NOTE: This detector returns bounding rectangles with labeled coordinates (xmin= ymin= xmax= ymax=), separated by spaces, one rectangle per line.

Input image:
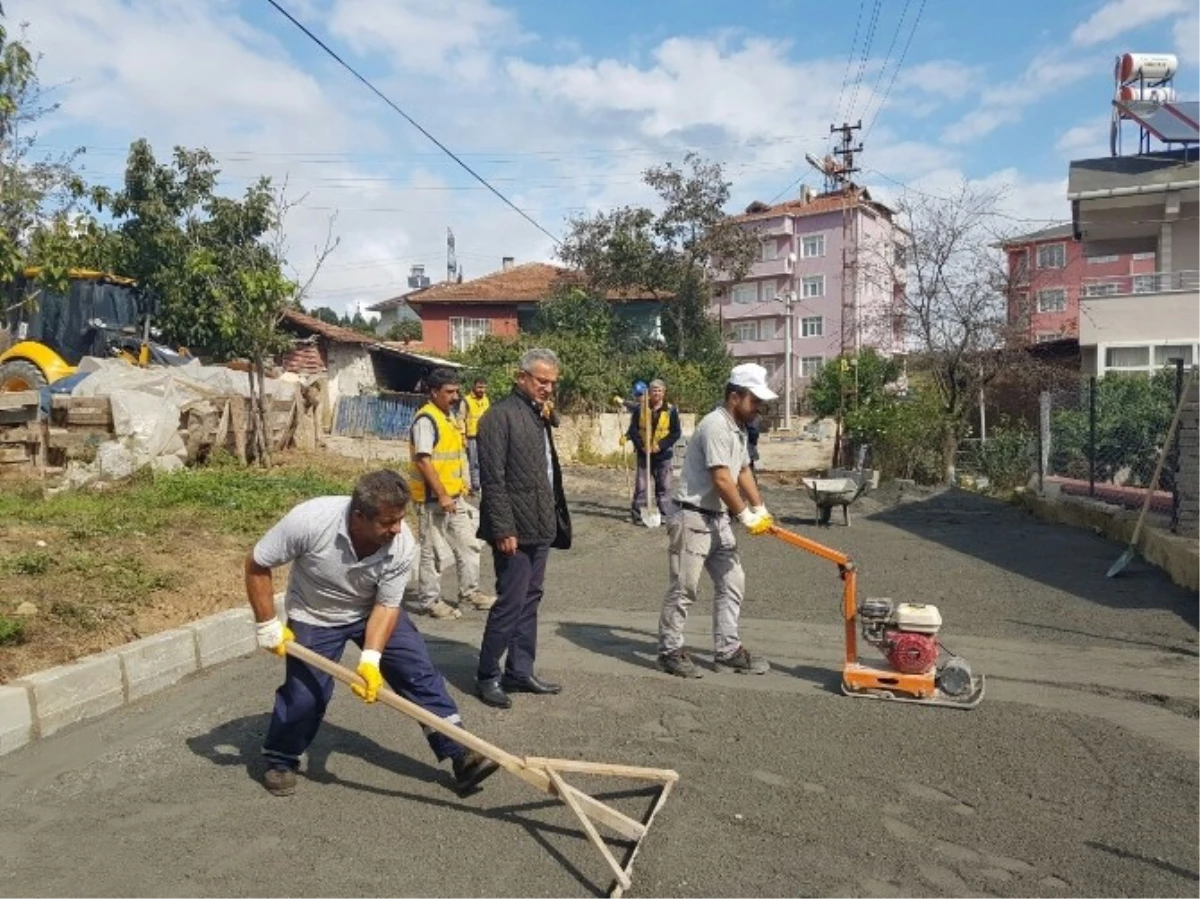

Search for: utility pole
xmin=830 ymin=120 xmax=862 ymax=468
xmin=782 ymin=268 xmax=796 ymax=430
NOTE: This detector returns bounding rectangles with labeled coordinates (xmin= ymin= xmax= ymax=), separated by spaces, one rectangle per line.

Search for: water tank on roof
xmin=1117 ymin=85 xmax=1176 ymax=105
xmin=1115 ymin=53 xmax=1177 ymax=85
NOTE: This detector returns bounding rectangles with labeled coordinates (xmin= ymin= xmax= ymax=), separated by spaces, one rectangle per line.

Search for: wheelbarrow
xmin=802 ymin=476 xmax=870 ymax=527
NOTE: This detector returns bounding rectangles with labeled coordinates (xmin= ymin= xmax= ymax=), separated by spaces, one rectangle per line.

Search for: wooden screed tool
xmin=284 ymin=642 xmax=679 ymax=897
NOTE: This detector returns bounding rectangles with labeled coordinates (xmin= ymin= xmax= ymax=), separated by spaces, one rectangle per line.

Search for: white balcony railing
xmin=1081 ymin=270 xmax=1199 ymax=297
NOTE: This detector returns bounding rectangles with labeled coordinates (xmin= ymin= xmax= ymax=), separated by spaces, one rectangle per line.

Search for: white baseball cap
xmin=728 ymin=363 xmax=778 ymax=401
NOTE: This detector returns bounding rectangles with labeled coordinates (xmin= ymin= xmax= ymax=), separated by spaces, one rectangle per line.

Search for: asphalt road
xmin=1 ymin=473 xmax=1196 ymax=898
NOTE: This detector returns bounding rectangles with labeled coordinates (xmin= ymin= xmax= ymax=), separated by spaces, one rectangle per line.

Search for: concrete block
xmin=116 ymin=628 xmax=198 ymax=702
xmin=0 ymin=685 xmax=34 ymax=755
xmin=13 ymin=653 xmax=124 ymax=738
xmin=186 ymin=607 xmax=256 ymax=669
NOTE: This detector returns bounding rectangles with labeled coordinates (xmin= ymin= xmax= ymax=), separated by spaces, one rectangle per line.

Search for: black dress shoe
xmin=501 ymin=673 xmax=562 ymax=695
xmin=475 ymin=678 xmax=512 ymax=709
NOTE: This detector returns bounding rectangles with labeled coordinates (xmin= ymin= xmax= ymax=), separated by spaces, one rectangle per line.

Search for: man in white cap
xmin=656 ymin=362 xmax=777 ymax=678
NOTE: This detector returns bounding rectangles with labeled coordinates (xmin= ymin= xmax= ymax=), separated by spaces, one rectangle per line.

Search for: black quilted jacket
xmin=476 ymin=390 xmax=571 ymax=548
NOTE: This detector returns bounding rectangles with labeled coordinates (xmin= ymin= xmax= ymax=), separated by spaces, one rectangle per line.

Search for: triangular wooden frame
xmin=286 ymin=643 xmax=678 ymax=897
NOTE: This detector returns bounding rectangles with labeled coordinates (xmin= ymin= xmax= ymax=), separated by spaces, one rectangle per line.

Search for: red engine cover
xmin=885 ymin=629 xmax=938 ymax=674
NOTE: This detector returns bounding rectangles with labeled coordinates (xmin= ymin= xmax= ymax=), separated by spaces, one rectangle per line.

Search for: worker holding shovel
xmin=246 ymin=469 xmax=498 ymax=797
xmin=625 ymin=379 xmax=681 ymax=526
xmin=657 ymin=363 xmax=777 ymax=679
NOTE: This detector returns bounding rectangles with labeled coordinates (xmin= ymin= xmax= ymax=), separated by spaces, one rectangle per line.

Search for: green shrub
xmin=3 ymin=551 xmax=54 ymax=576
xmin=0 ymin=614 xmax=25 ymax=645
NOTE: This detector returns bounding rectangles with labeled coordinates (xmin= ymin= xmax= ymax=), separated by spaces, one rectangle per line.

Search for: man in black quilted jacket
xmin=473 ymin=348 xmax=572 ymax=708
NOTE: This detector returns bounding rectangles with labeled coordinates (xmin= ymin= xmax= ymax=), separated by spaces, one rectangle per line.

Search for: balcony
xmin=746 ymin=257 xmax=794 ymax=279
xmin=1078 ymin=270 xmax=1199 ymax=347
xmin=756 ymin=217 xmax=794 ymax=238
xmin=1081 ymin=270 xmax=1199 ymax=296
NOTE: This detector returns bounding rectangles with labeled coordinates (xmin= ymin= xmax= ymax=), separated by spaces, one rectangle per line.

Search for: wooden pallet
xmin=286 ymin=643 xmax=678 ymax=897
xmin=0 ymin=392 xmax=45 ymax=477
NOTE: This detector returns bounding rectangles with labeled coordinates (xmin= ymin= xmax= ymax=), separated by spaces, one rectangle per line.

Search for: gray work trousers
xmin=415 ymin=498 xmax=482 ymax=607
xmin=658 ymin=508 xmax=746 ymax=656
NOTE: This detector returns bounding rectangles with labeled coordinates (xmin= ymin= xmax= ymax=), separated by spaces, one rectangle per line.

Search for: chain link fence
xmin=1036 ymin=361 xmax=1196 ymax=519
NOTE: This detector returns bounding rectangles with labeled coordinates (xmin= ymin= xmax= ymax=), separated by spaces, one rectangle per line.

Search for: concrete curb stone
xmin=0 ymin=593 xmax=287 ymax=758
xmin=0 ymin=685 xmax=33 ymax=755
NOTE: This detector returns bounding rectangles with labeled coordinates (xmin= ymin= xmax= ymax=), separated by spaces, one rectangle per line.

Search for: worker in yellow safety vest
xmin=408 ymin=367 xmax=495 ymax=620
xmin=462 ymin=376 xmax=491 ymax=496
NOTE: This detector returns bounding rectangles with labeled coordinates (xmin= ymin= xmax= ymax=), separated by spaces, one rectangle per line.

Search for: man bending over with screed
xmin=657 ymin=363 xmax=777 ymax=679
xmin=246 ymin=469 xmax=498 ymax=797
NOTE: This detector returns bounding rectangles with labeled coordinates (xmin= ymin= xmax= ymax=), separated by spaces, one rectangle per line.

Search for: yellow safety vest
xmin=463 ymin=393 xmax=490 ymax=437
xmin=409 ymin=402 xmax=466 ymax=503
xmin=639 ymin=403 xmax=674 ymax=448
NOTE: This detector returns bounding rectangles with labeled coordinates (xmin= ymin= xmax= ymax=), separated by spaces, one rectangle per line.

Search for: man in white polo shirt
xmin=657 ymin=363 xmax=777 ymax=679
xmin=246 ymin=469 xmax=498 ymax=797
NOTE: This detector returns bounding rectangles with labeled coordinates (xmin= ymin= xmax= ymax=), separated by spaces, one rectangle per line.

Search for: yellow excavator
xmin=0 ymin=268 xmax=190 ymax=392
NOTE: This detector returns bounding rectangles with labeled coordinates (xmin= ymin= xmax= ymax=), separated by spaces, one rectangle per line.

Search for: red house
xmin=405 ymin=259 xmax=666 ymax=354
xmin=1001 ymin=224 xmax=1157 ymax=342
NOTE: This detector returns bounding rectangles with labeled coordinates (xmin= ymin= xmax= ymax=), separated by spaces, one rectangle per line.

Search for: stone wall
xmin=1175 ymin=378 xmax=1199 ymax=539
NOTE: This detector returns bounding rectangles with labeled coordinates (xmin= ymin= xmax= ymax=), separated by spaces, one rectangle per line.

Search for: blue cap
xmin=633 ymin=381 xmax=647 ymax=396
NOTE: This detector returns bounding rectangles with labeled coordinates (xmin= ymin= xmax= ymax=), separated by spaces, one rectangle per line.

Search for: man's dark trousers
xmin=263 ymin=615 xmax=465 ymax=771
xmin=477 ymin=543 xmax=550 ymax=681
xmin=631 ymin=455 xmax=674 ymax=519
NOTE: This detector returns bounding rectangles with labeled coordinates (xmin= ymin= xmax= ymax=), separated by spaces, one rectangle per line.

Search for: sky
xmin=9 ymin=0 xmax=1199 ymax=318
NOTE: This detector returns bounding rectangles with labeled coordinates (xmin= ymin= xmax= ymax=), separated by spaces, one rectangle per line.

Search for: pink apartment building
xmin=1001 ymin=223 xmax=1158 ymax=344
xmin=712 ymin=186 xmax=907 ymax=404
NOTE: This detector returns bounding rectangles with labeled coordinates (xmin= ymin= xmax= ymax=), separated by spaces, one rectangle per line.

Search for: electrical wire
xmin=863 ymin=0 xmax=926 ymax=141
xmin=845 ymin=0 xmax=883 ymax=125
xmin=261 ymin=0 xmax=561 ymax=245
xmin=831 ymin=0 xmax=867 ymax=135
xmin=862 ymin=0 xmax=911 ymax=126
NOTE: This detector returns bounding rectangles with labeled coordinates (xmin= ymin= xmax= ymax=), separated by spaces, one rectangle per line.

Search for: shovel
xmin=640 ymin=393 xmax=662 ymax=529
xmin=1106 ymin=384 xmax=1189 ymax=577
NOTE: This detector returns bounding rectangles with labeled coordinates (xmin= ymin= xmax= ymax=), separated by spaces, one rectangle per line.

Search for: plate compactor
xmin=769 ymin=524 xmax=984 ymax=709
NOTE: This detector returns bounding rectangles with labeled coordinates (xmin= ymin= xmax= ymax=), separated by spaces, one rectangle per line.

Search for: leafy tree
xmin=0 ymin=11 xmax=92 ymax=294
xmin=310 ymin=306 xmax=341 ymax=325
xmin=384 ymin=319 xmax=422 ymax=342
xmin=89 ymin=139 xmax=338 ymax=465
xmin=806 ymin=348 xmax=903 ymax=419
xmin=558 ymin=152 xmax=750 ymax=372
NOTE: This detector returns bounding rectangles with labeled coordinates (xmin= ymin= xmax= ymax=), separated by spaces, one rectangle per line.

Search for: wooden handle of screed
xmin=1129 ymin=384 xmax=1190 ymax=548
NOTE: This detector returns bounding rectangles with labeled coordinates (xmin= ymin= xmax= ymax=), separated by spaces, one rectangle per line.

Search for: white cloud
xmin=894 ymin=61 xmax=983 ymax=100
xmin=1070 ymin=0 xmax=1193 ymax=47
xmin=1055 ymin=115 xmax=1112 ymax=157
xmin=943 ymin=50 xmax=1096 ymax=145
xmin=1175 ymin=13 xmax=1200 ymax=68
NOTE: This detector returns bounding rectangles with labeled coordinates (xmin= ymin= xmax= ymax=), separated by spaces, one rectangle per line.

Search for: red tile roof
xmin=282 ymin=308 xmax=376 ymax=345
xmin=732 ymin=187 xmax=894 ymax=224
xmin=405 ymin=262 xmax=666 ymax=305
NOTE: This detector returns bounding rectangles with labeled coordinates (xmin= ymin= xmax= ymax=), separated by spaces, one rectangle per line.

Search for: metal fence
xmin=1036 ymin=361 xmax=1196 ymax=517
xmin=333 ymin=392 xmax=424 ymax=440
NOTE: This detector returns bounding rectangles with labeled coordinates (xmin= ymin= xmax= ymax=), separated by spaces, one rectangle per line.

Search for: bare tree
xmin=864 ymin=182 xmax=1032 ymax=480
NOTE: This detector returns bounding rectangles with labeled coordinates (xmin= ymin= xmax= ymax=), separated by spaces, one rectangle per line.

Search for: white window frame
xmin=1037 ymin=243 xmax=1066 ymax=270
xmin=449 ymin=316 xmax=490 ymax=352
xmin=800 ymin=315 xmax=823 ymax=338
xmin=1036 ymin=288 xmax=1066 ymax=313
xmin=801 ymin=235 xmax=825 ymax=258
xmin=732 ymin=284 xmax=757 ymax=305
xmin=799 ymin=356 xmax=824 ymax=378
xmin=801 ymin=275 xmax=825 ymax=299
xmin=1132 ymin=252 xmax=1156 ymax=260
xmin=1102 ymin=342 xmax=1198 ymax=375
xmin=1083 ymin=282 xmax=1118 ymax=297
xmin=1086 ymin=254 xmax=1118 ymax=264
xmin=732 ymin=321 xmax=760 ymax=342
xmin=1011 ymin=249 xmax=1030 ymax=282
xmin=761 ymin=240 xmax=778 ymax=262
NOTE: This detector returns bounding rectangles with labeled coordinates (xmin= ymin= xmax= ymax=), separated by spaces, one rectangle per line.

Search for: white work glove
xmin=255 ymin=617 xmax=294 ymax=657
xmin=736 ymin=506 xmax=773 ymax=536
xmin=750 ymin=504 xmax=769 ymax=518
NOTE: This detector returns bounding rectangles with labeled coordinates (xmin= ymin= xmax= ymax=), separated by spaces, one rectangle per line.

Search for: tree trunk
xmin=254 ymin=357 xmax=271 ymax=468
xmin=942 ymin=425 xmax=958 ymax=485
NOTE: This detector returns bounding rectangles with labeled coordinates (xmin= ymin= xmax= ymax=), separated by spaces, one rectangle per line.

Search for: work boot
xmin=657 ymin=649 xmax=702 ymax=679
xmin=501 ymin=673 xmax=562 ymax=694
xmin=422 ymin=600 xmax=462 ymax=620
xmin=263 ymin=767 xmax=297 ymax=796
xmin=464 ymin=591 xmax=496 ymax=611
xmin=452 ymin=749 xmax=500 ymax=796
xmin=714 ymin=644 xmax=770 ymax=675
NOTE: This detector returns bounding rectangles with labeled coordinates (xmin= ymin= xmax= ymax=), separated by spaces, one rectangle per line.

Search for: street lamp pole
xmin=783 ymin=289 xmax=794 ymax=431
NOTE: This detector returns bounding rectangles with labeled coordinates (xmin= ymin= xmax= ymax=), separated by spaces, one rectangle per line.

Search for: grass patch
xmin=0 ymin=615 xmax=25 ymax=646
xmin=0 ymin=462 xmax=353 ymax=538
xmin=2 ymin=551 xmax=55 ymax=576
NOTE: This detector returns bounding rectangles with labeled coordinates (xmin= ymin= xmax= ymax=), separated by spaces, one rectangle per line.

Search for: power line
xmin=845 ymin=0 xmax=883 ymax=124
xmin=262 ymin=0 xmax=560 ymax=245
xmin=862 ymin=0 xmax=911 ymax=124
xmin=863 ymin=0 xmax=926 ymax=140
xmin=831 ymin=0 xmax=867 ymax=139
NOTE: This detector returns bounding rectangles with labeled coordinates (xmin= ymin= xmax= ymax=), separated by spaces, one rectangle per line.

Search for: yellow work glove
xmin=351 ymin=650 xmax=383 ymax=703
xmin=255 ymin=617 xmax=295 ymax=657
xmin=736 ymin=507 xmax=773 ymax=536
